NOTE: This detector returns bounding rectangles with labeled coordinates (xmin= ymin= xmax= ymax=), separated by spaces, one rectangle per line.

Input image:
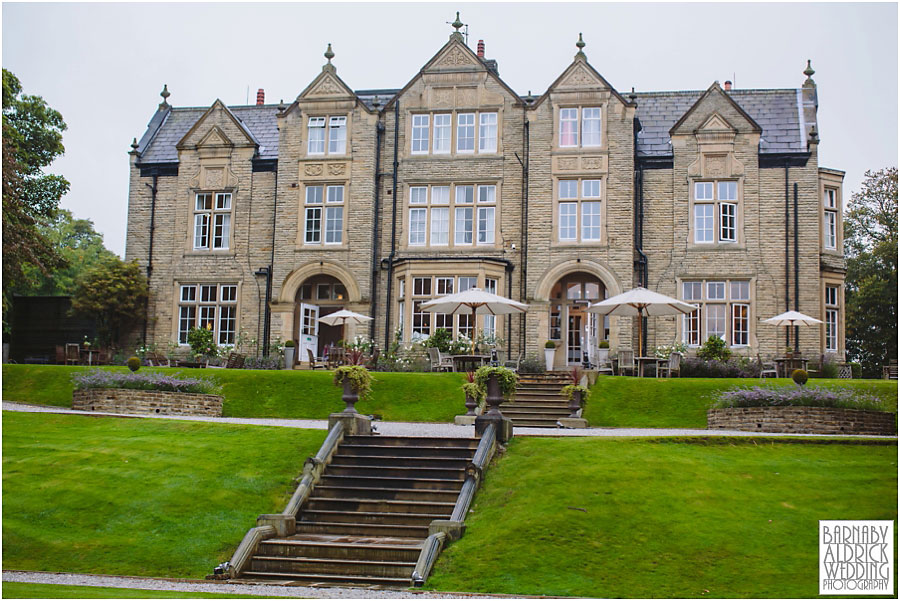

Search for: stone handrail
xmin=223 ymin=525 xmax=276 ymax=579
xmin=411 ymin=531 xmax=447 ymax=587
xmin=282 ymin=420 xmax=345 ymax=516
xmin=450 ymin=423 xmax=495 ymax=522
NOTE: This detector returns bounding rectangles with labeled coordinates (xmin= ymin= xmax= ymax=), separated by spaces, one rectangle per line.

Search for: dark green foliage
xmin=844 ymin=168 xmax=898 ymax=378
xmin=474 ymin=365 xmax=518 ymax=399
xmin=696 ymin=335 xmax=732 ymax=361
xmin=544 ymin=340 xmax=556 ymax=349
xmin=70 ymin=257 xmax=148 ymax=349
xmin=186 ymin=326 xmax=217 ymax=359
xmin=126 ymin=357 xmax=141 ymax=372
xmin=333 ymin=365 xmax=373 ymax=400
xmin=424 ymin=328 xmax=453 ymax=353
xmin=791 ymin=368 xmax=808 ymax=386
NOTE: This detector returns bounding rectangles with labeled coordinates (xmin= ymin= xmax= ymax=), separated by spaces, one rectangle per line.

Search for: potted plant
xmin=560 ymin=383 xmax=590 ymax=418
xmin=333 ymin=365 xmax=373 ymax=413
xmin=785 ymin=346 xmax=794 ymax=359
xmin=284 ymin=339 xmax=296 ymax=370
xmin=461 ymin=371 xmax=484 ymax=416
xmin=597 ymin=340 xmax=610 ymax=364
xmin=544 ymin=340 xmax=557 ymax=371
xmin=474 ymin=366 xmax=518 ymax=416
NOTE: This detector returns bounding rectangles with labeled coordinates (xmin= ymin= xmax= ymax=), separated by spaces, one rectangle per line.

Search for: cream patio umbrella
xmin=762 ymin=310 xmax=822 ymax=352
xmin=586 ymin=287 xmax=698 ymax=358
xmin=419 ymin=288 xmax=529 ymax=354
xmin=318 ymin=309 xmax=373 ymax=342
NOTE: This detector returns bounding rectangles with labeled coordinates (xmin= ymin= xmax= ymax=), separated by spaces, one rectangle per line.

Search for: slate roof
xmin=634 ymin=89 xmax=807 ymax=157
xmin=136 ymin=89 xmax=809 ymax=164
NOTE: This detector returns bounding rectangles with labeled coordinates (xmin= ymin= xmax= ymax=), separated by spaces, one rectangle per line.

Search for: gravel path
xmin=2 ymin=570 xmax=513 ymax=598
xmin=3 ymin=401 xmax=895 ymax=438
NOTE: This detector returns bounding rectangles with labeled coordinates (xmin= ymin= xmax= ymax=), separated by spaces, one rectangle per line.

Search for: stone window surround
xmin=821 ymin=277 xmax=844 ymax=355
xmin=822 ymin=184 xmax=842 ymax=253
xmin=405 ymin=109 xmax=501 ymax=157
xmin=304 ymin=112 xmax=352 ymax=158
xmin=550 ymin=175 xmax=607 ymax=246
xmin=401 ymin=181 xmax=501 ymax=250
xmin=394 ymin=265 xmax=506 ymax=344
xmin=551 ymin=103 xmax=607 ymax=151
xmin=297 ymin=181 xmax=349 ymax=249
xmin=172 ymin=280 xmax=242 ymax=347
xmin=186 ymin=189 xmax=236 ymax=256
xmin=688 ymin=177 xmax=744 ymax=248
xmin=677 ymin=276 xmax=755 ymax=349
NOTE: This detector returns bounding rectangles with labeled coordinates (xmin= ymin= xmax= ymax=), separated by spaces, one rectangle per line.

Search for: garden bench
xmin=883 ymin=363 xmax=898 ymax=380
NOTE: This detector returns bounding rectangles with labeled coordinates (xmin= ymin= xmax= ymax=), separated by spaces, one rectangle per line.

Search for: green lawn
xmin=427 ymin=437 xmax=898 ymax=598
xmin=2 ymin=364 xmax=466 ymax=422
xmin=1 ymin=582 xmax=274 ymax=599
xmin=2 ymin=411 xmax=325 ymax=578
xmin=585 ymin=377 xmax=899 ymax=428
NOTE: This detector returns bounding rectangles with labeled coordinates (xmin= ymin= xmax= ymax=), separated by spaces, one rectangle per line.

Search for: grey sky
xmin=3 ymin=2 xmax=897 ymax=257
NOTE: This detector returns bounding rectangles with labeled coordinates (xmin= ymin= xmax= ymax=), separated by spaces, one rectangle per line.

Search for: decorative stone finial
xmin=808 ymin=124 xmax=819 ymax=146
xmin=277 ymin=99 xmax=286 ymax=114
xmin=576 ymin=33 xmax=586 ymax=58
xmin=803 ymin=59 xmax=816 ymax=87
xmin=629 ymin=86 xmax=637 ymax=103
xmin=452 ymin=11 xmax=463 ymax=32
xmin=158 ymin=84 xmax=170 ymax=110
xmin=325 ymin=43 xmax=334 ymax=63
xmin=130 ymin=137 xmax=139 ymax=152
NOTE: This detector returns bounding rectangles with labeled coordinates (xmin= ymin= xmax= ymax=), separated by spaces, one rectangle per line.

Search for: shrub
xmin=560 ymin=384 xmax=590 ymax=403
xmin=819 ymin=356 xmax=839 ymax=379
xmin=518 ymin=353 xmax=545 ymax=374
xmin=284 ymin=340 xmax=295 ymax=348
xmin=333 ymin=365 xmax=373 ymax=400
xmin=696 ymin=336 xmax=731 ymax=361
xmin=792 ymin=369 xmax=809 ymax=386
xmin=544 ymin=340 xmax=556 ymax=349
xmin=713 ymin=385 xmax=886 ymax=412
xmin=654 ymin=342 xmax=687 ymax=359
xmin=126 ymin=357 xmax=141 ymax=372
xmin=681 ymin=357 xmax=760 ymax=378
xmin=599 ymin=340 xmax=610 ymax=349
xmin=187 ymin=326 xmax=218 ymax=360
xmin=242 ymin=356 xmax=282 ymax=370
xmin=72 ymin=370 xmax=220 ymax=394
xmin=423 ymin=328 xmax=452 ymax=353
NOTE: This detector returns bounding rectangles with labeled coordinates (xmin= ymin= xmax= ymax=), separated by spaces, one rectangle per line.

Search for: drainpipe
xmin=632 ymin=113 xmax=648 ymax=352
xmin=518 ymin=117 xmax=529 ymax=356
xmin=793 ymin=182 xmax=800 ymax=351
xmin=370 ymin=119 xmax=385 ymax=341
xmin=142 ymin=173 xmax=158 ymax=345
xmin=784 ymin=162 xmax=790 ymax=347
xmin=383 ymin=100 xmax=400 ymax=350
xmin=261 ymin=166 xmax=278 ymax=357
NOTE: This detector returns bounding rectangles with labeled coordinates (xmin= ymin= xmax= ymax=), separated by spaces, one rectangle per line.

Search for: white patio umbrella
xmin=420 ymin=288 xmax=529 ymax=354
xmin=762 ymin=310 xmax=822 ymax=351
xmin=318 ymin=309 xmax=373 ymax=328
xmin=586 ymin=287 xmax=697 ymax=357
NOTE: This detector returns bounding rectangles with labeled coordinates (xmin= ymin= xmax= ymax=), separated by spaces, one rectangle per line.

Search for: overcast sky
xmin=3 ymin=2 xmax=897 ymax=257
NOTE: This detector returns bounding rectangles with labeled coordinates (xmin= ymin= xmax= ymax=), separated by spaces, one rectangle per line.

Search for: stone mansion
xmin=125 ymin=23 xmax=846 ymax=368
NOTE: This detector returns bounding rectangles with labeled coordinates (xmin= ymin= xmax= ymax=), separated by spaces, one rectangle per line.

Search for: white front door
xmin=299 ymin=303 xmax=319 ymax=361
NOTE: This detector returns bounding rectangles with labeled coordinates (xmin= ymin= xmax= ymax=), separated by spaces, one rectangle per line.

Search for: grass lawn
xmin=1 ymin=582 xmax=273 ymax=599
xmin=2 ymin=364 xmax=466 ymax=422
xmin=585 ymin=377 xmax=899 ymax=428
xmin=2 ymin=411 xmax=325 ymax=578
xmin=427 ymin=437 xmax=898 ymax=598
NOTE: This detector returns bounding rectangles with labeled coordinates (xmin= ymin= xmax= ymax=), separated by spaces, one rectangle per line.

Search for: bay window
xmin=825 ymin=285 xmax=839 ymax=352
xmin=681 ymin=279 xmax=751 ymax=347
xmin=824 ymin=188 xmax=839 ymax=250
xmin=408 ymin=183 xmax=496 ymax=248
xmin=178 ymin=283 xmax=238 ymax=345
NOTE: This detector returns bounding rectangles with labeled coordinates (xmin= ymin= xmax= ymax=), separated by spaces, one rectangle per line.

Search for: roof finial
xmin=628 ymin=87 xmax=637 ymax=103
xmin=129 ymin=137 xmax=139 ymax=154
xmin=452 ymin=11 xmax=463 ymax=32
xmin=325 ymin=43 xmax=334 ymax=63
xmin=575 ymin=33 xmax=586 ymax=58
xmin=158 ymin=84 xmax=170 ymax=110
xmin=808 ymin=124 xmax=819 ymax=146
xmin=803 ymin=59 xmax=816 ymax=87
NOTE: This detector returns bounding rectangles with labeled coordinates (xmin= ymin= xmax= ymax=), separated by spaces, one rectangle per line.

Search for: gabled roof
xmin=531 ymin=53 xmax=634 ymax=110
xmin=669 ymin=82 xmax=762 ymax=136
xmin=176 ymin=99 xmax=260 ymax=150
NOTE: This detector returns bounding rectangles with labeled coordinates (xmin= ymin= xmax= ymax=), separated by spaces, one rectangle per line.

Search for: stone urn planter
xmin=544 ymin=344 xmax=556 ymax=371
xmin=284 ymin=345 xmax=295 ymax=370
xmin=596 ymin=347 xmax=609 ymax=365
xmin=567 ymin=388 xmax=584 ymax=419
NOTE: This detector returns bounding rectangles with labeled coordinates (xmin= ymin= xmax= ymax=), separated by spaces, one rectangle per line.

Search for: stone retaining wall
xmin=73 ymin=388 xmax=223 ymax=417
xmin=708 ymin=407 xmax=896 ymax=436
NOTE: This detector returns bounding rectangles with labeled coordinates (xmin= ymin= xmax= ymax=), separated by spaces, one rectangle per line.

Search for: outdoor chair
xmin=147 ymin=353 xmax=170 ymax=367
xmin=596 ymin=355 xmax=614 ymax=376
xmin=55 ymin=345 xmax=66 ymax=365
xmin=883 ymin=361 xmax=898 ymax=380
xmin=427 ymin=347 xmax=452 ymax=372
xmin=327 ymin=347 xmax=345 ymax=369
xmin=225 ymin=352 xmax=245 ymax=369
xmin=657 ymin=352 xmax=683 ymax=378
xmin=366 ymin=347 xmax=381 ymax=370
xmin=502 ymin=351 xmax=522 ymax=372
xmin=65 ymin=343 xmax=80 ymax=366
xmin=306 ymin=348 xmax=326 ymax=370
xmin=758 ymin=354 xmax=778 ymax=379
xmin=617 ymin=349 xmax=635 ymax=376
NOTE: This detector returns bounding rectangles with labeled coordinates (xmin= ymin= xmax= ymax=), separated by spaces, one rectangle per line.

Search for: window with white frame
xmin=402 ymin=275 xmax=498 ymax=342
xmin=825 ymin=285 xmax=839 ymax=352
xmin=409 ymin=112 xmax=498 ymax=156
xmin=693 ymin=180 xmax=739 ymax=244
xmin=308 ymin=115 xmax=347 ymax=155
xmin=483 ymin=278 xmax=498 ymax=337
xmin=193 ymin=192 xmax=232 ymax=250
xmin=304 ymin=185 xmax=344 ymax=245
xmin=558 ymin=106 xmax=603 ymax=148
xmin=557 ymin=179 xmax=603 ymax=243
xmin=681 ymin=279 xmax=751 ymax=347
xmin=411 ymin=276 xmax=432 ymax=340
xmin=407 ymin=183 xmax=496 ymax=247
xmin=824 ymin=188 xmax=838 ymax=250
xmin=178 ymin=283 xmax=238 ymax=345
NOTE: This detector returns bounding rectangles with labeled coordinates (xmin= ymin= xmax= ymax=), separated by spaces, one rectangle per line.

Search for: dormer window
xmin=308 ymin=115 xmax=346 ymax=155
xmin=559 ymin=107 xmax=602 ymax=148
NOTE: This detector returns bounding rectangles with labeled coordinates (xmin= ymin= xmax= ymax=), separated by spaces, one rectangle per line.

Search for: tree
xmin=2 ymin=69 xmax=70 ymax=326
xmin=70 ymin=257 xmax=149 ymax=349
xmin=844 ymin=167 xmax=898 ymax=378
xmin=17 ymin=209 xmax=118 ymax=296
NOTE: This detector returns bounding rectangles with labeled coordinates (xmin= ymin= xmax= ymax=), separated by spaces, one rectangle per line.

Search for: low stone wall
xmin=708 ymin=407 xmax=897 ymax=436
xmin=73 ymin=388 xmax=223 ymax=417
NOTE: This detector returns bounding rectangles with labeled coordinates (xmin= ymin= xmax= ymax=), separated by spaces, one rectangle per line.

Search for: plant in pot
xmin=474 ymin=366 xmax=518 ymax=417
xmin=597 ymin=339 xmax=610 ymax=364
xmin=560 ymin=383 xmax=590 ymax=418
xmin=333 ymin=365 xmax=373 ymax=413
xmin=461 ymin=371 xmax=485 ymax=416
xmin=283 ymin=339 xmax=296 ymax=370
xmin=544 ymin=340 xmax=557 ymax=371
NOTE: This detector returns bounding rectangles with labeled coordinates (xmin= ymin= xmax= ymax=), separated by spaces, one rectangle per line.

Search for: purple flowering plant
xmin=713 ymin=385 xmax=886 ymax=411
xmin=72 ymin=369 xmax=220 ymax=394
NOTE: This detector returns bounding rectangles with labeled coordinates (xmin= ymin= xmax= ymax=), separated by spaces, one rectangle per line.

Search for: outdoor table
xmin=774 ymin=357 xmax=808 ymax=378
xmin=636 ymin=356 xmax=662 ymax=378
xmin=80 ymin=349 xmax=99 ymax=366
xmin=451 ymin=355 xmax=489 ymax=373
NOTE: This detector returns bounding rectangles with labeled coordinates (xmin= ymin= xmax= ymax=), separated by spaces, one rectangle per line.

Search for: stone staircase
xmin=239 ymin=435 xmax=479 ymax=587
xmin=500 ymin=371 xmax=573 ymax=428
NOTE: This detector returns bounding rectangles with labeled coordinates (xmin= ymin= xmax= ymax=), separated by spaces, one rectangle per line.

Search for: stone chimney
xmin=477 ymin=39 xmax=485 ymax=58
xmin=724 ymin=80 xmax=732 ymax=91
xmin=256 ymin=89 xmax=265 ymax=105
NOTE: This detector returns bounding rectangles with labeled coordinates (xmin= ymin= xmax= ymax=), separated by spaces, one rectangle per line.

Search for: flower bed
xmin=71 ymin=370 xmax=223 ymax=417
xmin=72 ymin=370 xmax=219 ymax=394
xmin=712 ymin=385 xmax=885 ymax=411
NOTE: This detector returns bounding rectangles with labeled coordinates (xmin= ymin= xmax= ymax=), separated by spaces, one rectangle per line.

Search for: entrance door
xmin=299 ymin=303 xmax=319 ymax=361
xmin=567 ymin=305 xmax=584 ymax=365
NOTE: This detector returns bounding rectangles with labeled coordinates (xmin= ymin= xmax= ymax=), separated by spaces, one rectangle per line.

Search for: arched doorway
xmin=294 ymin=274 xmax=350 ymax=361
xmin=549 ymin=272 xmax=608 ymax=366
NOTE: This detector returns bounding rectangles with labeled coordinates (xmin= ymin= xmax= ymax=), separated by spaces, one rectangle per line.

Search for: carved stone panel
xmin=307 ymin=74 xmax=346 ymax=98
xmin=327 ymin=163 xmax=346 ymax=176
xmin=305 ymin=164 xmax=324 ymax=177
xmin=433 ymin=88 xmax=454 ymax=108
xmin=582 ymin=157 xmax=603 ymax=170
xmin=559 ymin=65 xmax=601 ymax=88
xmin=456 ymin=87 xmax=477 ymax=107
xmin=205 ymin=168 xmax=224 ymax=189
xmin=436 ymin=46 xmax=477 ymax=68
xmin=705 ymin=155 xmax=727 ymax=177
xmin=558 ymin=158 xmax=578 ymax=171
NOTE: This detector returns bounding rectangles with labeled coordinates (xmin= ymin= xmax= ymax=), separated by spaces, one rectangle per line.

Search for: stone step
xmin=300 ymin=509 xmax=447 ymax=526
xmin=326 ymin=464 xmax=466 ymax=481
xmin=258 ymin=537 xmax=422 ymax=562
xmin=319 ymin=474 xmax=465 ymax=491
xmin=501 ymin=407 xmax=572 ymax=417
xmin=312 ymin=485 xmax=461 ymax=503
xmin=239 ymin=570 xmax=411 ymax=587
xmin=330 ymin=454 xmax=471 ymax=469
xmin=307 ymin=497 xmax=456 ymax=515
xmin=249 ymin=556 xmax=416 ymax=578
xmin=509 ymin=417 xmax=562 ymax=428
xmin=342 ymin=435 xmax=478 ymax=449
xmin=338 ymin=444 xmax=476 ymax=459
xmin=295 ymin=520 xmax=430 ymax=538
xmin=507 ymin=399 xmax=571 ymax=407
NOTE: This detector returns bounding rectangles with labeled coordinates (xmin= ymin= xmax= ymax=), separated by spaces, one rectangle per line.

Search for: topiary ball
xmin=791 ymin=368 xmax=808 ymax=386
xmin=127 ymin=357 xmax=141 ymax=372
